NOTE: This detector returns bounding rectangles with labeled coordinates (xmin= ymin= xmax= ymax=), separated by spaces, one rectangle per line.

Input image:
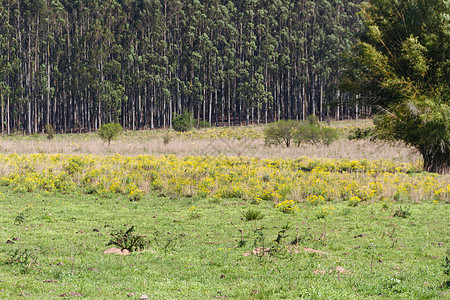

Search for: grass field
xmin=0 ymin=121 xmax=449 ymax=299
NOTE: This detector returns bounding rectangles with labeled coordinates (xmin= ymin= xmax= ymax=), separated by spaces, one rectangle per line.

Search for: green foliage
xmin=265 ymin=118 xmax=339 ymax=148
xmin=44 ymin=124 xmax=55 ymax=140
xmin=5 ymin=248 xmax=38 ymax=274
xmin=172 ymin=113 xmax=193 ymax=132
xmin=108 ymin=226 xmax=148 ymax=252
xmin=295 ymin=123 xmax=339 ymax=147
xmin=348 ymin=127 xmax=374 ymax=140
xmin=344 ymin=0 xmax=450 ymax=173
xmin=242 ymin=208 xmax=264 ymax=221
xmin=98 ymin=123 xmax=123 ymax=146
xmin=393 ymin=206 xmax=411 ymax=219
xmin=264 ymin=120 xmax=299 ymax=147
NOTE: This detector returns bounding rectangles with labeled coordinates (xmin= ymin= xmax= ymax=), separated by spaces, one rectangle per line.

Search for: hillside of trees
xmin=0 ymin=0 xmax=364 ymax=134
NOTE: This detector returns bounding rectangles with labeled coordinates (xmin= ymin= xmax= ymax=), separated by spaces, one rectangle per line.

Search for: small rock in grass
xmin=140 ymin=295 xmax=149 ymax=300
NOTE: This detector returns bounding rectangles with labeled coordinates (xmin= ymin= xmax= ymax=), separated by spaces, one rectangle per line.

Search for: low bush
xmin=264 ymin=120 xmax=298 ymax=147
xmin=98 ymin=123 xmax=123 ymax=146
xmin=348 ymin=127 xmax=374 ymax=140
xmin=172 ymin=113 xmax=193 ymax=132
xmin=265 ymin=116 xmax=339 ymax=148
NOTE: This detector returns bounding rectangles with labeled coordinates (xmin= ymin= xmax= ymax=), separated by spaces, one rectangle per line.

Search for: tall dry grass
xmin=0 ymin=134 xmax=419 ymax=163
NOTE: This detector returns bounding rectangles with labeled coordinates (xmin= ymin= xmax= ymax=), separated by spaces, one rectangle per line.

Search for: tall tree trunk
xmin=420 ymin=145 xmax=450 ymax=174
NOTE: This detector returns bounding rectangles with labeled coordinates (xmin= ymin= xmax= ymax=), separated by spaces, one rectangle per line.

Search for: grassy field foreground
xmin=0 ymin=191 xmax=449 ymax=299
xmin=0 ymin=123 xmax=449 ymax=299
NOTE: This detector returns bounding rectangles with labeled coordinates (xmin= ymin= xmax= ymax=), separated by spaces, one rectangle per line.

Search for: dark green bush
xmin=172 ymin=113 xmax=193 ymax=132
xmin=98 ymin=123 xmax=123 ymax=146
xmin=348 ymin=127 xmax=374 ymax=140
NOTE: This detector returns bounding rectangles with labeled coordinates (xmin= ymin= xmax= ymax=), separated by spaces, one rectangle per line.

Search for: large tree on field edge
xmin=343 ymin=0 xmax=450 ymax=173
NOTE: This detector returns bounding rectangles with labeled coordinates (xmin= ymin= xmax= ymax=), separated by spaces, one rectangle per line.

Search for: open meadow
xmin=0 ymin=121 xmax=449 ymax=299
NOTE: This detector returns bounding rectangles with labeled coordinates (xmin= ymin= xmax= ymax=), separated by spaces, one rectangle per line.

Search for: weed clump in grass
xmin=108 ymin=226 xmax=148 ymax=252
xmin=5 ymin=248 xmax=38 ymax=274
xmin=242 ymin=208 xmax=264 ymax=221
xmin=393 ymin=206 xmax=411 ymax=218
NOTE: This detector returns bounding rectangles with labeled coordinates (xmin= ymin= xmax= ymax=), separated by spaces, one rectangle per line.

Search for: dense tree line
xmin=0 ymin=0 xmax=363 ymax=134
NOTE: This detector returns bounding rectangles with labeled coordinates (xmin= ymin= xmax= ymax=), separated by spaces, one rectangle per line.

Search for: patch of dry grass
xmin=0 ymin=135 xmax=419 ymax=162
xmin=0 ymin=120 xmax=419 ymax=164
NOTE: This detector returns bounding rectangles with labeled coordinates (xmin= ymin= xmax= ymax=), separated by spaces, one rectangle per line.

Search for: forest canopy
xmin=0 ymin=0 xmax=363 ymax=134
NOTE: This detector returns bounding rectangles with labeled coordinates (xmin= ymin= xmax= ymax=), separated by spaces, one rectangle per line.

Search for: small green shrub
xmin=265 ymin=117 xmax=339 ymax=148
xmin=108 ymin=226 xmax=148 ymax=252
xmin=264 ymin=120 xmax=299 ymax=147
xmin=172 ymin=113 xmax=193 ymax=132
xmin=242 ymin=208 xmax=264 ymax=221
xmin=98 ymin=123 xmax=123 ymax=146
xmin=45 ymin=124 xmax=55 ymax=140
xmin=294 ymin=120 xmax=339 ymax=146
xmin=348 ymin=127 xmax=374 ymax=140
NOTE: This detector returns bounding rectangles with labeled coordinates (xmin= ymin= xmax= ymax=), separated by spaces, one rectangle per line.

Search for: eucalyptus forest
xmin=0 ymin=0 xmax=363 ymax=134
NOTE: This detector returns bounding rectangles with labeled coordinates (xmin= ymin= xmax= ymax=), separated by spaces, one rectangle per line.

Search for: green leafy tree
xmin=98 ymin=123 xmax=123 ymax=146
xmin=264 ymin=120 xmax=299 ymax=148
xmin=344 ymin=0 xmax=450 ymax=173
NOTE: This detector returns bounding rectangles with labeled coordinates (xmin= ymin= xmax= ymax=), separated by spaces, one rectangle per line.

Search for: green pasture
xmin=0 ymin=190 xmax=448 ymax=299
